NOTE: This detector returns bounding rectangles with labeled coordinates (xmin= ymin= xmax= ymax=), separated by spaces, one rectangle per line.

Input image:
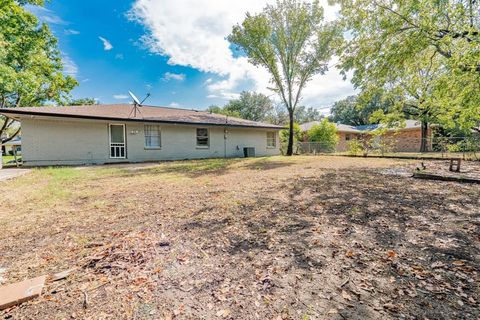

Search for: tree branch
xmin=2 ymin=126 xmax=20 ymax=144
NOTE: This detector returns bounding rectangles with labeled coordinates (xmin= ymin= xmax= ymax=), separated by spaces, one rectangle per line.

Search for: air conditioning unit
xmin=243 ymin=147 xmax=255 ymax=158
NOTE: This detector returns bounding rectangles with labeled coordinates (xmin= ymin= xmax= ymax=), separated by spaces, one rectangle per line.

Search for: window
xmin=145 ymin=125 xmax=161 ymax=149
xmin=345 ymin=134 xmax=352 ymax=141
xmin=267 ymin=132 xmax=276 ymax=148
xmin=196 ymin=128 xmax=209 ymax=147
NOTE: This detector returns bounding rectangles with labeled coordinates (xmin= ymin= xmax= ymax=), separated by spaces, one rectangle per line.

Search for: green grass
xmin=2 ymin=155 xmax=18 ymax=165
xmin=7 ymin=166 xmax=128 ymax=207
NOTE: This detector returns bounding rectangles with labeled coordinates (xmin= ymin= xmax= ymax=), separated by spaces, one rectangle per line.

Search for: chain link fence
xmin=284 ymin=136 xmax=480 ymax=160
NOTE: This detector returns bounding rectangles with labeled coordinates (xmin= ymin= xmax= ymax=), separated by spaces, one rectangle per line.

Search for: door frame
xmin=108 ymin=123 xmax=126 ymax=159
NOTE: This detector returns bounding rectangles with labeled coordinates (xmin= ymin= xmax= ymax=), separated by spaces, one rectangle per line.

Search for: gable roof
xmin=0 ymin=104 xmax=283 ymax=130
xmin=300 ymin=119 xmax=426 ymax=133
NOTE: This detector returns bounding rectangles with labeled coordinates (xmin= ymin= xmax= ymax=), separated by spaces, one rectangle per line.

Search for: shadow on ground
xmin=180 ymin=168 xmax=480 ymax=319
xmin=122 ymin=158 xmax=297 ymax=178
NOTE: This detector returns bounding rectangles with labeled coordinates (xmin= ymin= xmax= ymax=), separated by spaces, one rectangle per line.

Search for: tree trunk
xmin=286 ymin=111 xmax=294 ymax=156
xmin=420 ymin=120 xmax=428 ymax=152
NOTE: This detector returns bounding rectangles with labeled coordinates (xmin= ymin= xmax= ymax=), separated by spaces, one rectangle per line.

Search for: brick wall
xmin=335 ymin=128 xmax=432 ymax=153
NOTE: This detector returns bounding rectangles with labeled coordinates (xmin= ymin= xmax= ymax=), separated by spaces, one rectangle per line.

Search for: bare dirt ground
xmin=0 ymin=156 xmax=479 ymax=320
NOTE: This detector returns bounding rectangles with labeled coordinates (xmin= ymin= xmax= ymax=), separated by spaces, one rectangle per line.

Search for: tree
xmin=294 ymin=105 xmax=322 ymax=123
xmin=335 ymin=0 xmax=480 ymax=132
xmin=229 ymin=0 xmax=341 ymax=155
xmin=330 ymin=95 xmax=392 ymax=126
xmin=223 ymin=91 xmax=274 ymax=122
xmin=307 ymin=118 xmax=338 ymax=151
xmin=64 ymin=98 xmax=98 ymax=106
xmin=206 ymin=105 xmax=241 ymax=118
xmin=388 ymin=51 xmax=446 ymax=151
xmin=0 ymin=0 xmax=77 ymax=143
xmin=265 ymin=103 xmax=289 ymax=125
xmin=280 ymin=122 xmax=303 ymax=144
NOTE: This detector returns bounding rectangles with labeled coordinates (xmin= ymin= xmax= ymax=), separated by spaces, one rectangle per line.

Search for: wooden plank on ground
xmin=413 ymin=172 xmax=480 ymax=184
xmin=0 ymin=275 xmax=46 ymax=310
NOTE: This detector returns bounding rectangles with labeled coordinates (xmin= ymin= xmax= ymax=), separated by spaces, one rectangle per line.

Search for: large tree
xmin=229 ymin=0 xmax=341 ymax=155
xmin=294 ymin=105 xmax=322 ymax=123
xmin=386 ymin=51 xmax=446 ymax=151
xmin=224 ymin=91 xmax=273 ymax=122
xmin=336 ymin=0 xmax=480 ymax=133
xmin=63 ymin=98 xmax=98 ymax=106
xmin=330 ymin=95 xmax=392 ymax=126
xmin=0 ymin=0 xmax=77 ymax=143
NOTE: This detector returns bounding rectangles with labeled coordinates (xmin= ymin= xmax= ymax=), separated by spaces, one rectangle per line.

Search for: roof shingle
xmin=0 ymin=104 xmax=283 ymax=129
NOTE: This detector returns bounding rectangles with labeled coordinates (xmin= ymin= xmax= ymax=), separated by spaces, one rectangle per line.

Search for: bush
xmin=307 ymin=119 xmax=338 ymax=152
xmin=347 ymin=140 xmax=364 ymax=156
xmin=280 ymin=123 xmax=304 ymax=154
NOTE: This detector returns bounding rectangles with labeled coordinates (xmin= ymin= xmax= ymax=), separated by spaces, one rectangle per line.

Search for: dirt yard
xmin=0 ymin=156 xmax=479 ymax=319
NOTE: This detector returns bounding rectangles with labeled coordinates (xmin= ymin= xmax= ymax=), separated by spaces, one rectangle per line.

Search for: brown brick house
xmin=300 ymin=120 xmax=434 ymax=152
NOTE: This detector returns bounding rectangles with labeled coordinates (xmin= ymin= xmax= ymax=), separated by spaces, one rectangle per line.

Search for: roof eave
xmin=0 ymin=109 xmax=284 ymax=130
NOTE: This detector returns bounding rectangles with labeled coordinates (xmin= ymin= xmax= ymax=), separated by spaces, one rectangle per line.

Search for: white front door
xmin=109 ymin=124 xmax=126 ymax=159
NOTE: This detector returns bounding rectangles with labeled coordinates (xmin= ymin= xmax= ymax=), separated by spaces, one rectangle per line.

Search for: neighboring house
xmin=0 ymin=104 xmax=282 ymax=166
xmin=300 ymin=120 xmax=434 ymax=152
xmin=1 ymin=137 xmax=22 ymax=155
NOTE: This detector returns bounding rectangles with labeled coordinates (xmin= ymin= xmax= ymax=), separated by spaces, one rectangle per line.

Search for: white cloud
xmin=62 ymin=54 xmax=78 ymax=76
xmin=26 ymin=5 xmax=68 ymax=25
xmin=163 ymin=72 xmax=185 ymax=81
xmin=99 ymin=36 xmax=113 ymax=51
xmin=129 ymin=0 xmax=354 ymax=109
xmin=113 ymin=94 xmax=129 ymax=99
xmin=64 ymin=29 xmax=80 ymax=35
xmin=115 ymin=53 xmax=124 ymax=60
xmin=168 ymin=102 xmax=180 ymax=107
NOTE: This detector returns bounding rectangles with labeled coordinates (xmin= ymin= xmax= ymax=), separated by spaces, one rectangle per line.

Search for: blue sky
xmin=27 ymin=0 xmax=355 ymax=112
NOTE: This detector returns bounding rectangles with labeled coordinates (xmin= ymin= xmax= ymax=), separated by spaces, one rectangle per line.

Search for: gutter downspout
xmin=224 ymin=115 xmax=228 ymax=159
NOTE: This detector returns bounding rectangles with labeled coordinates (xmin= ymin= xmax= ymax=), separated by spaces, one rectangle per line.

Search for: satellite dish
xmin=127 ymin=91 xmax=151 ymax=118
xmin=129 ymin=91 xmax=141 ymax=106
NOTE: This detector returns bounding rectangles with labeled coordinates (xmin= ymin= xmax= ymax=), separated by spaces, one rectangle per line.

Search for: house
xmin=300 ymin=120 xmax=434 ymax=152
xmin=1 ymin=137 xmax=21 ymax=156
xmin=0 ymin=104 xmax=282 ymax=166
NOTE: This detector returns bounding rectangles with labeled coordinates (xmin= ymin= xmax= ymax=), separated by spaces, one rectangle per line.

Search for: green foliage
xmin=63 ymin=98 xmax=98 ymax=106
xmin=206 ymin=91 xmax=275 ymax=121
xmin=229 ymin=0 xmax=342 ymax=155
xmin=0 ymin=0 xmax=78 ymax=142
xmin=280 ymin=122 xmax=302 ymax=144
xmin=330 ymin=94 xmax=392 ymax=126
xmin=206 ymin=105 xmax=242 ymax=118
xmin=307 ymin=119 xmax=338 ymax=151
xmin=336 ymin=0 xmax=480 ymax=132
xmin=223 ymin=91 xmax=273 ymax=121
xmin=265 ymin=104 xmax=289 ymax=125
xmin=347 ymin=139 xmax=364 ymax=156
xmin=295 ymin=106 xmax=322 ymax=123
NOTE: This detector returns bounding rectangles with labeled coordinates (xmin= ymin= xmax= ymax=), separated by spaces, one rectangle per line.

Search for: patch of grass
xmin=40 ymin=167 xmax=82 ymax=181
xmin=145 ymin=158 xmax=236 ymax=175
xmin=1 ymin=155 xmax=20 ymax=166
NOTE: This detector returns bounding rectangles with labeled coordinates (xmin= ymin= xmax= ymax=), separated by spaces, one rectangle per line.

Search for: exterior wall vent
xmin=243 ymin=147 xmax=255 ymax=157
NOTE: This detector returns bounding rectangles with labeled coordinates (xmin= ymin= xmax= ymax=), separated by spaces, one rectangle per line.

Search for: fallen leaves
xmin=1 ymin=157 xmax=479 ymax=319
xmin=387 ymin=250 xmax=397 ymax=258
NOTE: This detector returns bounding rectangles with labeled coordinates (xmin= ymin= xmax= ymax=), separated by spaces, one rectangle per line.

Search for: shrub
xmin=347 ymin=140 xmax=364 ymax=156
xmin=307 ymin=119 xmax=338 ymax=152
xmin=280 ymin=123 xmax=304 ymax=154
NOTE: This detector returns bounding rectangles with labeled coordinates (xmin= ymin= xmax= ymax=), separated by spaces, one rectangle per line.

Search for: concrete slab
xmin=0 ymin=168 xmax=31 ymax=182
xmin=0 ymin=275 xmax=46 ymax=310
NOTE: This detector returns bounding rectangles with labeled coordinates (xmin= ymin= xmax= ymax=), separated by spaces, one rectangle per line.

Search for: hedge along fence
xmin=286 ymin=136 xmax=480 ymax=161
